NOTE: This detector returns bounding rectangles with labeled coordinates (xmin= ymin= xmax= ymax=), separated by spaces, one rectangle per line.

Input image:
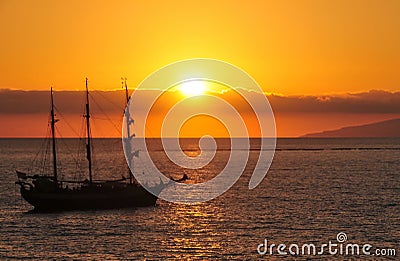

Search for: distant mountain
xmin=302 ymin=118 xmax=400 ymax=137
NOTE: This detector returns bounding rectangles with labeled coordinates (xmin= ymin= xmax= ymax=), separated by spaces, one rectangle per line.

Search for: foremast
xmin=85 ymin=78 xmax=93 ymax=184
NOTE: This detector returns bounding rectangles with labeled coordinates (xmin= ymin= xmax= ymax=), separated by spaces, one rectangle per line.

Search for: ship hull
xmin=20 ymin=185 xmax=159 ymax=212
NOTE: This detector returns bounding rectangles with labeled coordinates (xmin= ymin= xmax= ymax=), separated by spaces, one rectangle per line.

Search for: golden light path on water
xmin=158 ymin=203 xmax=225 ymax=259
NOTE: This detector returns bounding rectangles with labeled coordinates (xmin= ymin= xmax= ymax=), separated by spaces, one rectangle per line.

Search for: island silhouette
xmin=302 ymin=118 xmax=400 ymax=137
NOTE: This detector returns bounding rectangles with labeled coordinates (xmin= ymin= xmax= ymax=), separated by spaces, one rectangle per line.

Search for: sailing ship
xmin=15 ymin=78 xmax=172 ymax=212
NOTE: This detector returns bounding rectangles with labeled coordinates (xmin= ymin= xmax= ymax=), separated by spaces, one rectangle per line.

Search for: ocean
xmin=0 ymin=138 xmax=399 ymax=260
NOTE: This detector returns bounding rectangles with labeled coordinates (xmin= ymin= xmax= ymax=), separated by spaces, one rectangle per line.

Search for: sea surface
xmin=0 ymin=138 xmax=399 ymax=260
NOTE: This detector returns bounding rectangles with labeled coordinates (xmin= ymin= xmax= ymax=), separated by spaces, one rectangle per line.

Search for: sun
xmin=179 ymin=80 xmax=206 ymax=96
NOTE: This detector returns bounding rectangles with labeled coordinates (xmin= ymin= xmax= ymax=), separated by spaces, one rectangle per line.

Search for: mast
xmin=123 ymin=77 xmax=130 ymax=107
xmin=50 ymin=87 xmax=58 ymax=185
xmin=85 ymin=78 xmax=93 ymax=184
xmin=122 ymin=77 xmax=133 ymax=185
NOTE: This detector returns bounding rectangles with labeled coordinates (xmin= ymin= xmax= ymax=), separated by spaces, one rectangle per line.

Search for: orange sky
xmin=0 ymin=1 xmax=399 ymax=137
xmin=1 ymin=0 xmax=399 ymax=94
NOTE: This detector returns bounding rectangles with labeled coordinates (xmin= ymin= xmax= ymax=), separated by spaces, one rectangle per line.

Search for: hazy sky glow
xmin=1 ymin=0 xmax=399 ymax=94
xmin=0 ymin=1 xmax=399 ymax=137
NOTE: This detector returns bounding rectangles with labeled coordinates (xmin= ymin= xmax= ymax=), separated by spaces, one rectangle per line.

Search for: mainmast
xmin=122 ymin=77 xmax=133 ymax=185
xmin=50 ymin=87 xmax=58 ymax=185
xmin=85 ymin=78 xmax=93 ymax=184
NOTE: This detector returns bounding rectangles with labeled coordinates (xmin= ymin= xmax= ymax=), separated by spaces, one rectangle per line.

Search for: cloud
xmin=267 ymin=90 xmax=400 ymax=113
xmin=1 ymin=89 xmax=400 ymax=115
xmin=0 ymin=89 xmax=126 ymax=115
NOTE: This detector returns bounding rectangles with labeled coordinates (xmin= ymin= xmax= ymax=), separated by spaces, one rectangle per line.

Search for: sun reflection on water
xmin=158 ymin=202 xmax=225 ymax=259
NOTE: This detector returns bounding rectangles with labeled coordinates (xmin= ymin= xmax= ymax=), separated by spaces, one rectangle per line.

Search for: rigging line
xmin=53 ymin=106 xmax=81 ymax=137
xmin=73 ymin=153 xmax=85 ymax=180
xmin=68 ymin=114 xmax=84 ymax=182
xmin=88 ymin=93 xmax=122 ymax=135
xmin=55 ymin=130 xmax=85 ymax=182
xmin=92 ymin=89 xmax=125 ymax=112
xmin=40 ymin=129 xmax=51 ymax=176
xmin=31 ymin=120 xmax=51 ymax=174
xmin=74 ymin=116 xmax=87 ymax=179
xmin=90 ymin=126 xmax=97 ymax=180
xmin=91 ymin=116 xmax=118 ymax=121
xmin=54 ymin=125 xmax=81 ymax=166
xmin=95 ymin=88 xmax=154 ymax=137
xmin=89 ymin=92 xmax=122 ymax=130
xmin=31 ymin=126 xmax=50 ymax=170
xmin=73 ymin=117 xmax=86 ymax=180
xmin=31 ymin=115 xmax=50 ymax=162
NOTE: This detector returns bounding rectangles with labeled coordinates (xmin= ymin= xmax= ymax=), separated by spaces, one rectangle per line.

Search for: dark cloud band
xmin=1 ymin=89 xmax=399 ymax=114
